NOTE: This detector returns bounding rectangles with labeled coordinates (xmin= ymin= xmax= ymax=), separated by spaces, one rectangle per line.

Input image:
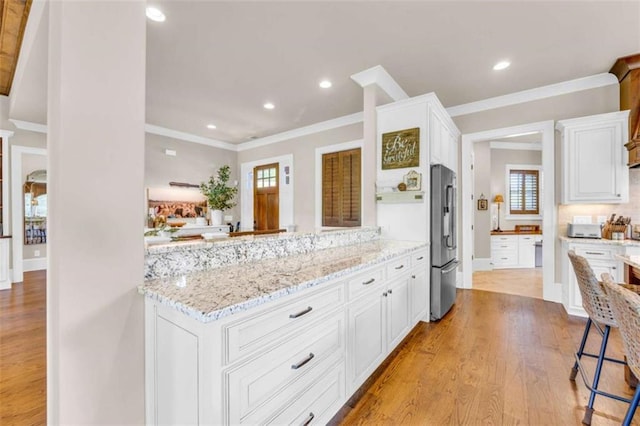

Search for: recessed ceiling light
xmin=263 ymin=102 xmax=275 ymax=110
xmin=319 ymin=80 xmax=332 ymax=89
xmin=207 ymin=124 xmax=217 ymax=129
xmin=493 ymin=60 xmax=511 ymax=71
xmin=146 ymin=7 xmax=166 ymax=22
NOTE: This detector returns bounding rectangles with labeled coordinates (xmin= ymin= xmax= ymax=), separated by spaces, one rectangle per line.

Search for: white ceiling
xmin=9 ymin=1 xmax=640 ymax=144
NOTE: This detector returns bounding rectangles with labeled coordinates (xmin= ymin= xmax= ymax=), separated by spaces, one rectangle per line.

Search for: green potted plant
xmin=200 ymin=165 xmax=238 ymax=225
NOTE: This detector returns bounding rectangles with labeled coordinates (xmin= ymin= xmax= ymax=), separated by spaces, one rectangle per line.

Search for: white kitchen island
xmin=140 ymin=227 xmax=429 ymax=425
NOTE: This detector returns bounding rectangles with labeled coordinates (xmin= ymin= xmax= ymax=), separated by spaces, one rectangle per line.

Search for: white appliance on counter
xmin=567 ymin=223 xmax=602 ymax=239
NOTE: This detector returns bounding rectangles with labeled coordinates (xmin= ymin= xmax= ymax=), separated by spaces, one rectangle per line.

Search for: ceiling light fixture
xmin=493 ymin=60 xmax=511 ymax=71
xmin=146 ymin=6 xmax=166 ymax=22
xmin=319 ymin=80 xmax=332 ymax=89
xmin=263 ymin=102 xmax=275 ymax=110
xmin=207 ymin=124 xmax=217 ymax=129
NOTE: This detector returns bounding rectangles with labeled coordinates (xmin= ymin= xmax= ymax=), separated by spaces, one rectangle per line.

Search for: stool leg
xmin=571 ymin=318 xmax=592 ymax=381
xmin=583 ymin=325 xmax=611 ymax=425
xmin=623 ymin=385 xmax=640 ymax=426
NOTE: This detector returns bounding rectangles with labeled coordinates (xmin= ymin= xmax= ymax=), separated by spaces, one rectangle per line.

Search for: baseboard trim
xmin=24 ymin=257 xmax=47 ymax=272
xmin=473 ymin=258 xmax=493 ymax=272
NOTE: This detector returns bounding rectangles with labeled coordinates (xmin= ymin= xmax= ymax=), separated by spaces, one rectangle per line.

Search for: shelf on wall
xmin=376 ymin=191 xmax=425 ymax=204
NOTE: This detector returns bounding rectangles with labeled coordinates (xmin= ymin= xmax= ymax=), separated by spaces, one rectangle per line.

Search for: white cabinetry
xmin=557 ymin=111 xmax=630 ymax=204
xmin=145 ymin=248 xmax=429 ymax=425
xmin=491 ymin=234 xmax=542 ymax=269
xmin=561 ymin=241 xmax=623 ymax=317
xmin=429 ymin=103 xmax=459 ymax=172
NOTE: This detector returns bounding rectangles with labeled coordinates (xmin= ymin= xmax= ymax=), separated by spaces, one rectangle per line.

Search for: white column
xmin=362 ymin=85 xmax=380 ymax=227
xmin=47 ymin=1 xmax=146 ymax=424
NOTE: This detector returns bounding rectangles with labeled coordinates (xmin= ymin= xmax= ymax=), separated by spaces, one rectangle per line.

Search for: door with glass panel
xmin=253 ymin=163 xmax=279 ymax=231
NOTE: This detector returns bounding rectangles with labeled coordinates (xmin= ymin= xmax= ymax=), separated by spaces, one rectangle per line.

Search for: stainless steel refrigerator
xmin=430 ymin=164 xmax=458 ymax=320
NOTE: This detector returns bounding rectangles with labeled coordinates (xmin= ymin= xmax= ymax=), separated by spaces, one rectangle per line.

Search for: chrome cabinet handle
xmin=411 ymin=275 xmax=416 ymax=279
xmin=383 ymin=292 xmax=388 ymax=297
xmin=291 ymin=353 xmax=314 ymax=370
xmin=302 ymin=412 xmax=315 ymax=426
xmin=289 ymin=306 xmax=313 ymax=319
xmin=362 ymin=278 xmax=376 ymax=285
xmin=388 ymin=289 xmax=393 ymax=294
xmin=417 ymin=256 xmax=424 ymax=260
xmin=395 ymin=265 xmax=404 ymax=270
xmin=585 ymin=252 xmax=604 ymax=256
xmin=612 ymin=266 xmax=617 ymax=270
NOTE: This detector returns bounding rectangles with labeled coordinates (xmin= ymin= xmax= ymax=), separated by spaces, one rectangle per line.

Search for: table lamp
xmin=494 ymin=194 xmax=504 ymax=232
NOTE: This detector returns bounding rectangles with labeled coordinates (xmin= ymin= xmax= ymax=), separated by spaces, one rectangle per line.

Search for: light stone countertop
xmin=617 ymin=254 xmax=640 ymax=269
xmin=560 ymin=236 xmax=640 ymax=247
xmin=140 ymin=239 xmax=427 ymax=323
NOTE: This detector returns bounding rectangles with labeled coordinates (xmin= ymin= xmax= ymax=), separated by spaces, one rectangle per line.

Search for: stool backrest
xmin=567 ymin=250 xmax=617 ymax=326
xmin=601 ymin=274 xmax=640 ymax=378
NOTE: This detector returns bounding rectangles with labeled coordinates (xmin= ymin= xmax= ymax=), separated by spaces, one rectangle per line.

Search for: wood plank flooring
xmin=338 ymin=289 xmax=639 ymax=425
xmin=473 ymin=268 xmax=543 ymax=299
xmin=0 ymin=271 xmax=46 ymax=426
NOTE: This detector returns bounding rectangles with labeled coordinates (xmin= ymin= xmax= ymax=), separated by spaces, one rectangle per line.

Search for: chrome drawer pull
xmin=291 ymin=353 xmax=314 ymax=370
xmin=411 ymin=275 xmax=416 ymax=279
xmin=302 ymin=412 xmax=315 ymax=426
xmin=585 ymin=252 xmax=604 ymax=255
xmin=362 ymin=278 xmax=376 ymax=285
xmin=383 ymin=292 xmax=388 ymax=297
xmin=388 ymin=289 xmax=393 ymax=294
xmin=395 ymin=265 xmax=404 ymax=270
xmin=417 ymin=256 xmax=424 ymax=260
xmin=289 ymin=306 xmax=313 ymax=319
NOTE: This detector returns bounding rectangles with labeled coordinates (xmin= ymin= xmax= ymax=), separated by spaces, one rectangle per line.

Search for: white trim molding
xmin=9 ymin=119 xmax=47 ymax=134
xmin=490 ymin=141 xmax=542 ymax=151
xmin=236 ymin=112 xmax=363 ymax=152
xmin=351 ymin=65 xmax=409 ymax=102
xmin=447 ymin=73 xmax=618 ymax=118
xmin=145 ymin=124 xmax=237 ymax=151
xmin=473 ymin=258 xmax=493 ymax=272
xmin=24 ymin=257 xmax=47 ymax=272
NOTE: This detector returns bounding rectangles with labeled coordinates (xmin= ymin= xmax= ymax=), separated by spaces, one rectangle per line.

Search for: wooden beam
xmin=0 ymin=0 xmax=32 ymax=96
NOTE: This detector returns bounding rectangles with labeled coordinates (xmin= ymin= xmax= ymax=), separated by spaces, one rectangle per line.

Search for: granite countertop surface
xmin=140 ymin=239 xmax=426 ymax=323
xmin=617 ymin=254 xmax=640 ymax=269
xmin=560 ymin=236 xmax=640 ymax=247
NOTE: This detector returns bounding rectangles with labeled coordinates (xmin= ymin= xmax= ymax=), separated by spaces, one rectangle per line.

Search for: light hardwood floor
xmin=473 ymin=267 xmax=543 ymax=299
xmin=3 ymin=272 xmax=638 ymax=425
xmin=0 ymin=271 xmax=46 ymax=426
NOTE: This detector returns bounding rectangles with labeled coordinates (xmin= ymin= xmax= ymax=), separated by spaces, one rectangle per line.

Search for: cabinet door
xmin=386 ymin=277 xmax=411 ymax=350
xmin=429 ymin=111 xmax=443 ymax=164
xmin=347 ymin=292 xmax=386 ymax=392
xmin=517 ymin=236 xmax=536 ymax=268
xmin=448 ymin=131 xmax=458 ymax=173
xmin=562 ymin=116 xmax=628 ymax=203
xmin=410 ymin=267 xmax=429 ymax=324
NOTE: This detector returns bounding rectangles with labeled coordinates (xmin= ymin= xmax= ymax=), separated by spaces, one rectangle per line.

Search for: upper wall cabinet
xmin=429 ymin=106 xmax=459 ymax=173
xmin=557 ymin=111 xmax=630 ymax=204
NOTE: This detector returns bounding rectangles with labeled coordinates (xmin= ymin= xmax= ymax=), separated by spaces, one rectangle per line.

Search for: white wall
xmin=47 ymin=2 xmax=145 ymax=423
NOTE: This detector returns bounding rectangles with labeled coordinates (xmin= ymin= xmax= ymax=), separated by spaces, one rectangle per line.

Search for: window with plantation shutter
xmin=322 ymin=148 xmax=361 ymax=227
xmin=509 ymin=169 xmax=539 ymax=215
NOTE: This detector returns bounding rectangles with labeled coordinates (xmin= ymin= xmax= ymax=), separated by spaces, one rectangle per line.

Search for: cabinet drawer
xmin=224 ymin=316 xmax=344 ymax=424
xmin=411 ymin=250 xmax=428 ymax=268
xmin=347 ymin=267 xmax=383 ymax=301
xmin=574 ymin=246 xmax=621 ymax=261
xmin=492 ymin=251 xmax=518 ymax=267
xmin=386 ymin=256 xmax=410 ymax=281
xmin=491 ymin=235 xmax=517 ymax=249
xmin=223 ymin=284 xmax=344 ymax=364
xmin=265 ymin=361 xmax=345 ymax=425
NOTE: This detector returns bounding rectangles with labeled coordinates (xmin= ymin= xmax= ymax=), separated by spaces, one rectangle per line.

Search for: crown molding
xmin=9 ymin=119 xmax=47 ymax=133
xmin=0 ymin=129 xmax=15 ymax=138
xmin=446 ymin=72 xmax=618 ymax=118
xmin=490 ymin=141 xmax=542 ymax=151
xmin=236 ymin=112 xmax=364 ymax=152
xmin=144 ymin=124 xmax=238 ymax=151
xmin=351 ymin=65 xmax=409 ymax=101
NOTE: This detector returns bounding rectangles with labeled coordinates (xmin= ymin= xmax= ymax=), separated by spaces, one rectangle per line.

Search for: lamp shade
xmin=493 ymin=194 xmax=504 ymax=203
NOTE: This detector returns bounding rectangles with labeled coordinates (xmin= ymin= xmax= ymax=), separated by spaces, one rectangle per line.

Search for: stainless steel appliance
xmin=430 ymin=164 xmax=458 ymax=320
xmin=567 ymin=223 xmax=602 ymax=239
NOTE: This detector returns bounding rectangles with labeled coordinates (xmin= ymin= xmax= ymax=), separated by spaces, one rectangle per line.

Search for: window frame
xmin=505 ymin=164 xmax=543 ymax=220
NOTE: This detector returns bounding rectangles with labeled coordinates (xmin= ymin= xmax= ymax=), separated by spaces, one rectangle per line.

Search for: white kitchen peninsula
xmin=140 ymin=227 xmax=429 ymax=425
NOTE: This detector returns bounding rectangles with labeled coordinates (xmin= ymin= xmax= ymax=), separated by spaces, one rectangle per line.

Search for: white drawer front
xmin=574 ymin=245 xmax=620 ymax=261
xmin=411 ymin=250 xmax=428 ymax=268
xmin=492 ymin=250 xmax=518 ymax=268
xmin=265 ymin=361 xmax=345 ymax=426
xmin=225 ymin=316 xmax=344 ymax=424
xmin=347 ymin=267 xmax=384 ymax=301
xmin=386 ymin=256 xmax=410 ymax=281
xmin=223 ymin=284 xmax=344 ymax=364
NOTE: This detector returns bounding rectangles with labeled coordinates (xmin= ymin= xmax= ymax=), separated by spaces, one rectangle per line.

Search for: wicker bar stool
xmin=567 ymin=250 xmax=628 ymax=424
xmin=601 ymin=274 xmax=640 ymax=426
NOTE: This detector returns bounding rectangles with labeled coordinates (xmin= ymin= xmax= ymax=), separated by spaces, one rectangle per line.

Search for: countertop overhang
xmin=140 ymin=239 xmax=427 ymax=323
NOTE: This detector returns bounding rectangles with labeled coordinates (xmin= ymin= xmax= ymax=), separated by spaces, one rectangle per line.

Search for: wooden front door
xmin=253 ymin=163 xmax=279 ymax=231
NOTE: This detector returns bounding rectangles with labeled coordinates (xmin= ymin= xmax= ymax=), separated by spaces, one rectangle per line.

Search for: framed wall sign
xmin=477 ymin=194 xmax=488 ymax=210
xmin=381 ymin=127 xmax=420 ymax=170
xmin=403 ymin=170 xmax=422 ymax=191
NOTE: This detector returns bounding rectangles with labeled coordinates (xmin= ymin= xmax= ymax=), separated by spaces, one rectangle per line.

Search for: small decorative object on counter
xmin=397 ymin=182 xmax=407 ymax=191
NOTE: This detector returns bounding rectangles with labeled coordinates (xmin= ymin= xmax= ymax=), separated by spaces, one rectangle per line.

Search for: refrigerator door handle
xmin=441 ymin=261 xmax=459 ymax=274
xmin=445 ymin=185 xmax=456 ymax=249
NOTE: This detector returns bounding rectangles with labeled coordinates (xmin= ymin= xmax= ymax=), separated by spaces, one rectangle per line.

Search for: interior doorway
xmin=253 ymin=163 xmax=279 ymax=231
xmin=461 ymin=121 xmax=560 ymax=303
